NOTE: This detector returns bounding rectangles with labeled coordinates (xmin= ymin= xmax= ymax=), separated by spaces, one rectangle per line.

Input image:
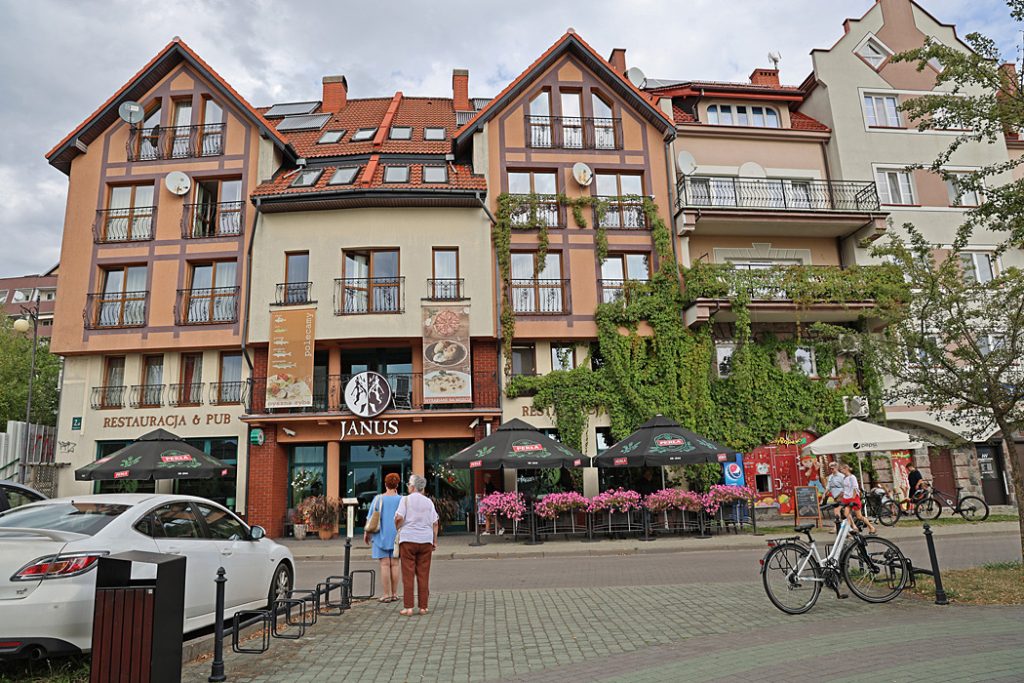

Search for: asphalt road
xmin=293 ymin=530 xmax=1022 ymax=595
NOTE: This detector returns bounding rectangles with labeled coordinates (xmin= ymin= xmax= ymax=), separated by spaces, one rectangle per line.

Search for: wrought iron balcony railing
xmin=91 ymin=386 xmax=127 ymax=409
xmin=425 ymin=278 xmax=465 ymax=301
xmin=595 ymin=196 xmax=649 ymax=229
xmin=181 ymin=201 xmax=243 ymax=238
xmin=509 ymin=278 xmax=570 ymax=315
xmin=175 ymin=287 xmax=240 ymax=325
xmin=168 ymin=382 xmax=204 ymax=407
xmin=209 ymin=381 xmax=247 ymax=406
xmin=677 ymin=177 xmax=881 ymax=212
xmin=129 ymin=384 xmax=165 ymax=408
xmin=598 ymin=279 xmax=653 ymax=305
xmin=126 ymin=123 xmax=225 ymax=161
xmin=245 ymin=371 xmax=500 ymax=414
xmin=507 ymin=195 xmax=566 ymax=228
xmin=84 ymin=291 xmax=148 ymax=329
xmin=526 ymin=116 xmax=622 ymax=150
xmin=93 ymin=206 xmax=156 ymax=243
xmin=334 ymin=277 xmax=404 ymax=315
xmin=275 ymin=282 xmax=314 ymax=306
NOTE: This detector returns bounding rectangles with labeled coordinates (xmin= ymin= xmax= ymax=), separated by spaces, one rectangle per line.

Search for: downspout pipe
xmin=476 ymin=190 xmax=502 ymax=400
xmin=663 ymin=133 xmax=682 ymax=276
xmin=239 ymin=196 xmax=261 ymax=521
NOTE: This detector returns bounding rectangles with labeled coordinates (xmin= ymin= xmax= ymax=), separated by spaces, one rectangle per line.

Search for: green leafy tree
xmin=0 ymin=317 xmax=61 ymax=431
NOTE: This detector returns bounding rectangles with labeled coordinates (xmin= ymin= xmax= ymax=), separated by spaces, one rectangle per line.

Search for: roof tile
xmin=253 ymin=162 xmax=484 ymax=198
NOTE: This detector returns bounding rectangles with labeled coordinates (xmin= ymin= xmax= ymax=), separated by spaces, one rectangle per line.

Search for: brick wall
xmin=246 ymin=425 xmax=289 ymax=537
xmin=250 ymin=346 xmax=267 ymax=413
xmin=472 ymin=339 xmax=500 ymax=408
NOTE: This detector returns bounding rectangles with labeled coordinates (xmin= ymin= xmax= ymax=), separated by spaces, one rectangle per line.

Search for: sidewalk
xmin=280 ymin=520 xmax=1020 ymax=561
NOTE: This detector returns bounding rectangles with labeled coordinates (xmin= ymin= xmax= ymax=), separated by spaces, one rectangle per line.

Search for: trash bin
xmin=90 ymin=551 xmax=186 ymax=683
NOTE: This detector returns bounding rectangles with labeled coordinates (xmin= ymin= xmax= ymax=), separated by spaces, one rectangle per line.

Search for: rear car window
xmin=0 ymin=503 xmax=129 ymax=536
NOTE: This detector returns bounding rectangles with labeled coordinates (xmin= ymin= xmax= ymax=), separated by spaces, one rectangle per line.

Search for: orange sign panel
xmin=266 ymin=308 xmax=316 ymax=408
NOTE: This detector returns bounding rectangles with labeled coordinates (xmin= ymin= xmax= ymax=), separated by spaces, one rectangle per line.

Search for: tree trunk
xmin=996 ymin=419 xmax=1024 ymax=559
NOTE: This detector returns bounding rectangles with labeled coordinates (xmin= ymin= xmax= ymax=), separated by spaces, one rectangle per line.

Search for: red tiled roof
xmin=790 ymin=111 xmax=830 ymax=132
xmin=651 ymin=80 xmax=804 ymax=94
xmin=672 ymin=105 xmax=695 ymax=124
xmin=265 ymin=95 xmax=457 ymax=158
xmin=253 ymin=161 xmax=484 ymax=198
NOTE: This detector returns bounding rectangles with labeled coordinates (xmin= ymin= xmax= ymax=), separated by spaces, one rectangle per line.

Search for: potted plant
xmin=534 ymin=491 xmax=589 ymax=533
xmin=300 ymin=496 xmax=339 ymax=540
xmin=478 ymin=491 xmax=527 ymax=534
xmin=588 ymin=488 xmax=642 ymax=533
xmin=290 ymin=508 xmax=307 ymax=540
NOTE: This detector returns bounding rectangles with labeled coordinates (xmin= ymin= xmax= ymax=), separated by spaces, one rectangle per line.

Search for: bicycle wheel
xmin=877 ymin=501 xmax=900 ymax=527
xmin=915 ymin=496 xmax=942 ymax=521
xmin=841 ymin=536 xmax=908 ymax=603
xmin=957 ymin=496 xmax=990 ymax=522
xmin=762 ymin=543 xmax=822 ymax=615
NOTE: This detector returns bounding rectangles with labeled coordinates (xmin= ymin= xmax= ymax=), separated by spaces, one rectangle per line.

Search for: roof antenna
xmin=768 ymin=51 xmax=782 ymax=69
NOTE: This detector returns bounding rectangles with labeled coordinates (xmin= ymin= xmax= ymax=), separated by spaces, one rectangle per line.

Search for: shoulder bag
xmin=364 ymin=495 xmax=382 ymax=534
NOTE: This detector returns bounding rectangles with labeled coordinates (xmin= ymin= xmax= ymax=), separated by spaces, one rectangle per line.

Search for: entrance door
xmin=976 ymin=445 xmax=1008 ymax=505
xmin=928 ymin=448 xmax=957 ymax=495
xmin=342 ymin=441 xmax=412 ymax=528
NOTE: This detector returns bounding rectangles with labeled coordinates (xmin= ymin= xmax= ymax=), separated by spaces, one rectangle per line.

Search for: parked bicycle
xmin=863 ymin=488 xmax=900 ymax=527
xmin=760 ymin=503 xmax=908 ymax=614
xmin=914 ymin=484 xmax=989 ymax=522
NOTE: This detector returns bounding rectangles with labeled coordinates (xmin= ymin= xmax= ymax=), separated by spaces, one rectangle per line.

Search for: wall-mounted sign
xmin=100 ymin=413 xmax=233 ymax=430
xmin=344 ymin=372 xmax=393 ymax=417
xmin=266 ymin=308 xmax=316 ymax=409
xmin=340 ymin=419 xmax=400 ymax=440
xmin=422 ymin=304 xmax=472 ymax=405
xmin=250 ymin=428 xmax=265 ymax=446
xmin=71 ymin=417 xmax=82 ymax=431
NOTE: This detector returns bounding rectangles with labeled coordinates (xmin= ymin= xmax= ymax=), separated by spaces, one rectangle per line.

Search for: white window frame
xmin=945 ymin=172 xmax=981 ymax=207
xmin=389 ymin=126 xmax=413 ymax=140
xmin=715 ymin=343 xmax=735 ymax=378
xmin=550 ymin=343 xmax=575 ymax=372
xmin=793 ymin=347 xmax=817 ymax=377
xmin=854 ymin=34 xmax=894 ymax=70
xmin=864 ymin=94 xmax=901 ymax=128
xmin=959 ymin=251 xmax=997 ymax=284
xmin=875 ymin=168 xmax=915 ymax=205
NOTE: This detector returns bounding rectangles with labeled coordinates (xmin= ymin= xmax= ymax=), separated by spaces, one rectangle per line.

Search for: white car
xmin=0 ymin=494 xmax=294 ymax=659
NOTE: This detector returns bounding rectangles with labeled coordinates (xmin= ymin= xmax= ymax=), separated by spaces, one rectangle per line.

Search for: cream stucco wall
xmin=249 ymin=206 xmax=494 ymax=342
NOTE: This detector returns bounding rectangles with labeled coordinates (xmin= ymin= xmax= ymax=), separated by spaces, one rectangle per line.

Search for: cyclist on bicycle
xmin=839 ymin=463 xmax=877 ymax=534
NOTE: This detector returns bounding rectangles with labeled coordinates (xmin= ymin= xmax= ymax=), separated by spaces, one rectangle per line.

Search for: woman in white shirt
xmin=839 ymin=462 xmax=877 ymax=534
xmin=394 ymin=474 xmax=440 ymax=616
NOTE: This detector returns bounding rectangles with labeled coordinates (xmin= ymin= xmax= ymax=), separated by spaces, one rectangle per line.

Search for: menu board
xmin=422 ymin=304 xmax=472 ymax=404
xmin=793 ymin=486 xmax=821 ymax=526
xmin=265 ymin=308 xmax=316 ymax=408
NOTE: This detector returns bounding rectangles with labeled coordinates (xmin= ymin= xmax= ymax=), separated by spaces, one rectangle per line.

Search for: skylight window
xmin=318 ymin=130 xmax=346 ymax=144
xmin=276 ymin=114 xmax=331 ymax=132
xmin=389 ymin=126 xmax=413 ymax=140
xmin=424 ymin=127 xmax=446 ymax=141
xmin=329 ymin=167 xmax=361 ymax=185
xmin=264 ymin=101 xmax=319 ymax=118
xmin=291 ymin=169 xmax=323 ymax=188
xmin=383 ymin=166 xmax=409 ymax=183
xmin=352 ymin=127 xmax=377 ymax=142
xmin=856 ymin=37 xmax=892 ymax=70
xmin=422 ymin=166 xmax=447 ymax=183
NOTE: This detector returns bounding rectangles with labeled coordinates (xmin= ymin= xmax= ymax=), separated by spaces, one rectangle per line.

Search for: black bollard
xmin=209 ymin=567 xmax=227 ymax=682
xmin=922 ymin=524 xmax=948 ymax=605
xmin=340 ymin=535 xmax=352 ymax=610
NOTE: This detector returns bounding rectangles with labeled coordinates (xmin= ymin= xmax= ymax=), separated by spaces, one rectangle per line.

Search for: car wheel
xmin=268 ymin=562 xmax=293 ymax=608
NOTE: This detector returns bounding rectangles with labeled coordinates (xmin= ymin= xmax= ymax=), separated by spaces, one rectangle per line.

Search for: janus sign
xmin=340 ymin=419 xmax=399 ymax=440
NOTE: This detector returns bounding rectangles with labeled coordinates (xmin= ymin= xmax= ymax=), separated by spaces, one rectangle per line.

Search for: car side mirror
xmin=250 ymin=525 xmax=266 ymax=541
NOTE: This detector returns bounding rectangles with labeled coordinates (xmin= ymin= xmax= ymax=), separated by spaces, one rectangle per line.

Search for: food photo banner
xmin=422 ymin=304 xmax=472 ymax=405
xmin=266 ymin=307 xmax=316 ymax=408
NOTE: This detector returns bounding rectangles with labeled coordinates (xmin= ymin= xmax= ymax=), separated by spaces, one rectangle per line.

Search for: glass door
xmin=342 ymin=442 xmax=411 ymax=528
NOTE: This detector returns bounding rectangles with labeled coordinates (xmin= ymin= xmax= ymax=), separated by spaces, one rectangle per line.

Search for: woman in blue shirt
xmin=363 ymin=472 xmax=403 ymax=602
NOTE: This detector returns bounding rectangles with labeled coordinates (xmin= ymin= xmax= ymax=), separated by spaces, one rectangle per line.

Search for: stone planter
xmin=293 ymin=524 xmax=307 ymax=540
xmin=318 ymin=528 xmax=334 ymax=541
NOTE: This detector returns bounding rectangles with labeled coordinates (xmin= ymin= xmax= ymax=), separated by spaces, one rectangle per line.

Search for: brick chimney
xmin=749 ymin=68 xmax=780 ymax=87
xmin=322 ymin=75 xmax=348 ymax=112
xmin=608 ymin=48 xmax=627 ymax=75
xmin=452 ymin=69 xmax=470 ymax=111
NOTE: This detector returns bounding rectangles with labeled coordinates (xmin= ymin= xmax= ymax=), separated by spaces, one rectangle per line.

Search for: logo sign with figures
xmin=344 ymin=372 xmax=393 ymax=418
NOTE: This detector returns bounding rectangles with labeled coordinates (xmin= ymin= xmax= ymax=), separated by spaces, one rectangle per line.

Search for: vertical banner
xmin=422 ymin=304 xmax=473 ymax=404
xmin=266 ymin=307 xmax=316 ymax=408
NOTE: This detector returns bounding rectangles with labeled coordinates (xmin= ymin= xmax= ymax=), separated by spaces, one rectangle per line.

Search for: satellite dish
xmin=626 ymin=67 xmax=647 ymax=88
xmin=675 ymin=151 xmax=697 ymax=176
xmin=572 ymin=162 xmax=594 ymax=187
xmin=118 ymin=101 xmax=145 ymax=124
xmin=165 ymin=171 xmax=192 ymax=196
xmin=768 ymin=51 xmax=782 ymax=69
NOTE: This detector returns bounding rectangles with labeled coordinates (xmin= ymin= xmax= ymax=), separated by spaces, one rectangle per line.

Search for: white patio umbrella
xmin=802 ymin=419 xmax=926 ymax=486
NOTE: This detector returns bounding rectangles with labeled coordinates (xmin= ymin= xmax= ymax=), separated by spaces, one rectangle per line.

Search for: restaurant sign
xmin=422 ymin=304 xmax=472 ymax=404
xmin=340 ymin=419 xmax=400 ymax=440
xmin=266 ymin=308 xmax=316 ymax=408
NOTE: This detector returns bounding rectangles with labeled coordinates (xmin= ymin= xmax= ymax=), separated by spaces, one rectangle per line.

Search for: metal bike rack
xmin=348 ymin=569 xmax=377 ymax=600
xmin=231 ymin=610 xmax=272 ymax=654
xmin=271 ymin=598 xmax=307 ymax=639
xmin=285 ymin=589 xmax=320 ymax=627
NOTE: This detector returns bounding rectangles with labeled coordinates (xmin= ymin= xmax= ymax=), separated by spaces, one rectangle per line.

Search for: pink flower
xmin=535 ymin=492 xmax=589 ymax=519
xmin=643 ymin=488 xmax=705 ymax=513
xmin=587 ymin=488 xmax=643 ymax=513
xmin=478 ymin=491 xmax=527 ymax=521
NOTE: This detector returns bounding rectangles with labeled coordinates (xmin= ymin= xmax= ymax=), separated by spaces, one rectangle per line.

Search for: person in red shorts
xmin=839 ymin=462 xmax=877 ymax=534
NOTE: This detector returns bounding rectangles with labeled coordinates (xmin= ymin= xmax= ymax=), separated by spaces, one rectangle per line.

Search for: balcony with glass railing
xmin=181 ymin=201 xmax=243 ymax=238
xmin=93 ymin=206 xmax=156 ymax=243
xmin=175 ymin=287 xmax=240 ymax=325
xmin=84 ymin=292 xmax=148 ymax=329
xmin=126 ymin=124 xmax=225 ymax=161
xmin=526 ymin=116 xmax=622 ymax=149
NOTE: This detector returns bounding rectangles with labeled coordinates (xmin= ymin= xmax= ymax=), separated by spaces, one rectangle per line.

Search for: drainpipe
xmin=239 ymin=196 xmax=261 ymax=521
xmin=476 ymin=190 xmax=503 ymax=400
xmin=663 ymin=134 xmax=682 ymax=276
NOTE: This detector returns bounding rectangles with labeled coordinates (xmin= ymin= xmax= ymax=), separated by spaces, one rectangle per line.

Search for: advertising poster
xmin=422 ymin=304 xmax=473 ymax=404
xmin=265 ymin=308 xmax=316 ymax=408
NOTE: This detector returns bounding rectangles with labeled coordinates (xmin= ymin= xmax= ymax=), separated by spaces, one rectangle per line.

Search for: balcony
xmin=507 ymin=195 xmax=565 ymax=228
xmin=126 ymin=123 xmax=225 ymax=161
xmin=334 ymin=277 xmax=404 ymax=315
xmin=245 ymin=371 xmax=500 ymax=414
xmin=91 ymin=386 xmax=127 ymax=410
xmin=168 ymin=382 xmax=204 ymax=407
xmin=598 ymin=279 xmax=653 ymax=305
xmin=210 ymin=381 xmax=247 ymax=406
xmin=129 ymin=384 xmax=165 ymax=408
xmin=678 ymin=177 xmax=881 ymax=212
xmin=175 ymin=287 xmax=240 ymax=325
xmin=84 ymin=292 xmax=148 ymax=329
xmin=595 ymin=196 xmax=648 ymax=230
xmin=181 ymin=201 xmax=243 ymax=238
xmin=509 ymin=279 xmax=570 ymax=315
xmin=93 ymin=206 xmax=156 ymax=243
xmin=425 ymin=278 xmax=466 ymax=301
xmin=526 ymin=116 xmax=622 ymax=150
xmin=682 ymin=262 xmax=907 ymax=327
xmin=275 ymin=282 xmax=314 ymax=306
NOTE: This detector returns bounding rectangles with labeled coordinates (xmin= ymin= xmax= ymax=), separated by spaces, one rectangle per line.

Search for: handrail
xmin=181 ymin=201 xmax=243 ymax=238
xmin=333 ymin=277 xmax=405 ymax=315
xmin=94 ymin=206 xmax=156 ymax=243
xmin=175 ymin=287 xmax=240 ymax=325
xmin=677 ymin=176 xmax=881 ymax=212
xmin=526 ymin=116 xmax=622 ymax=150
xmin=126 ymin=123 xmax=225 ymax=161
xmin=84 ymin=291 xmax=148 ymax=329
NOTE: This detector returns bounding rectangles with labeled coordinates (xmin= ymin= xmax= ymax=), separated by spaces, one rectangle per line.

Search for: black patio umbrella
xmin=75 ymin=428 xmax=235 ymax=481
xmin=593 ymin=415 xmax=739 ymax=468
xmin=446 ymin=419 xmax=587 ymax=470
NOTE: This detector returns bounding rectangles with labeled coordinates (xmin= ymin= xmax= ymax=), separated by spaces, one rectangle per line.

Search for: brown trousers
xmin=399 ymin=542 xmax=434 ymax=609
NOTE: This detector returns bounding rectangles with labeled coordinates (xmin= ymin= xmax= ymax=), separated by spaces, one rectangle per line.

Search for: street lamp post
xmin=13 ymin=295 xmax=40 ymax=485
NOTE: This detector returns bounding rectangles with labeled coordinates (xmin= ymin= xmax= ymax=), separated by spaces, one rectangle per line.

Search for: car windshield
xmin=0 ymin=502 xmax=129 ymax=536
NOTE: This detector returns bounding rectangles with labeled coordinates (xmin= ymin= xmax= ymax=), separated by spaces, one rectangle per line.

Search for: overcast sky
xmin=0 ymin=0 xmax=1017 ymax=278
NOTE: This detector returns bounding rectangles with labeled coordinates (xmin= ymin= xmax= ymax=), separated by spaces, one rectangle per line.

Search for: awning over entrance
xmin=801 ymin=419 xmax=925 ymax=456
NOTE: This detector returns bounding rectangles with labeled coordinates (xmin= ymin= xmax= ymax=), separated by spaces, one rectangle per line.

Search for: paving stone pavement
xmin=181 ymin=582 xmax=1024 ymax=682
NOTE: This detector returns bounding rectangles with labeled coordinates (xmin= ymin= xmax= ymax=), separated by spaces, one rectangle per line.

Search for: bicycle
xmin=760 ymin=503 xmax=909 ymax=614
xmin=914 ymin=485 xmax=989 ymax=522
xmin=863 ymin=489 xmax=900 ymax=527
